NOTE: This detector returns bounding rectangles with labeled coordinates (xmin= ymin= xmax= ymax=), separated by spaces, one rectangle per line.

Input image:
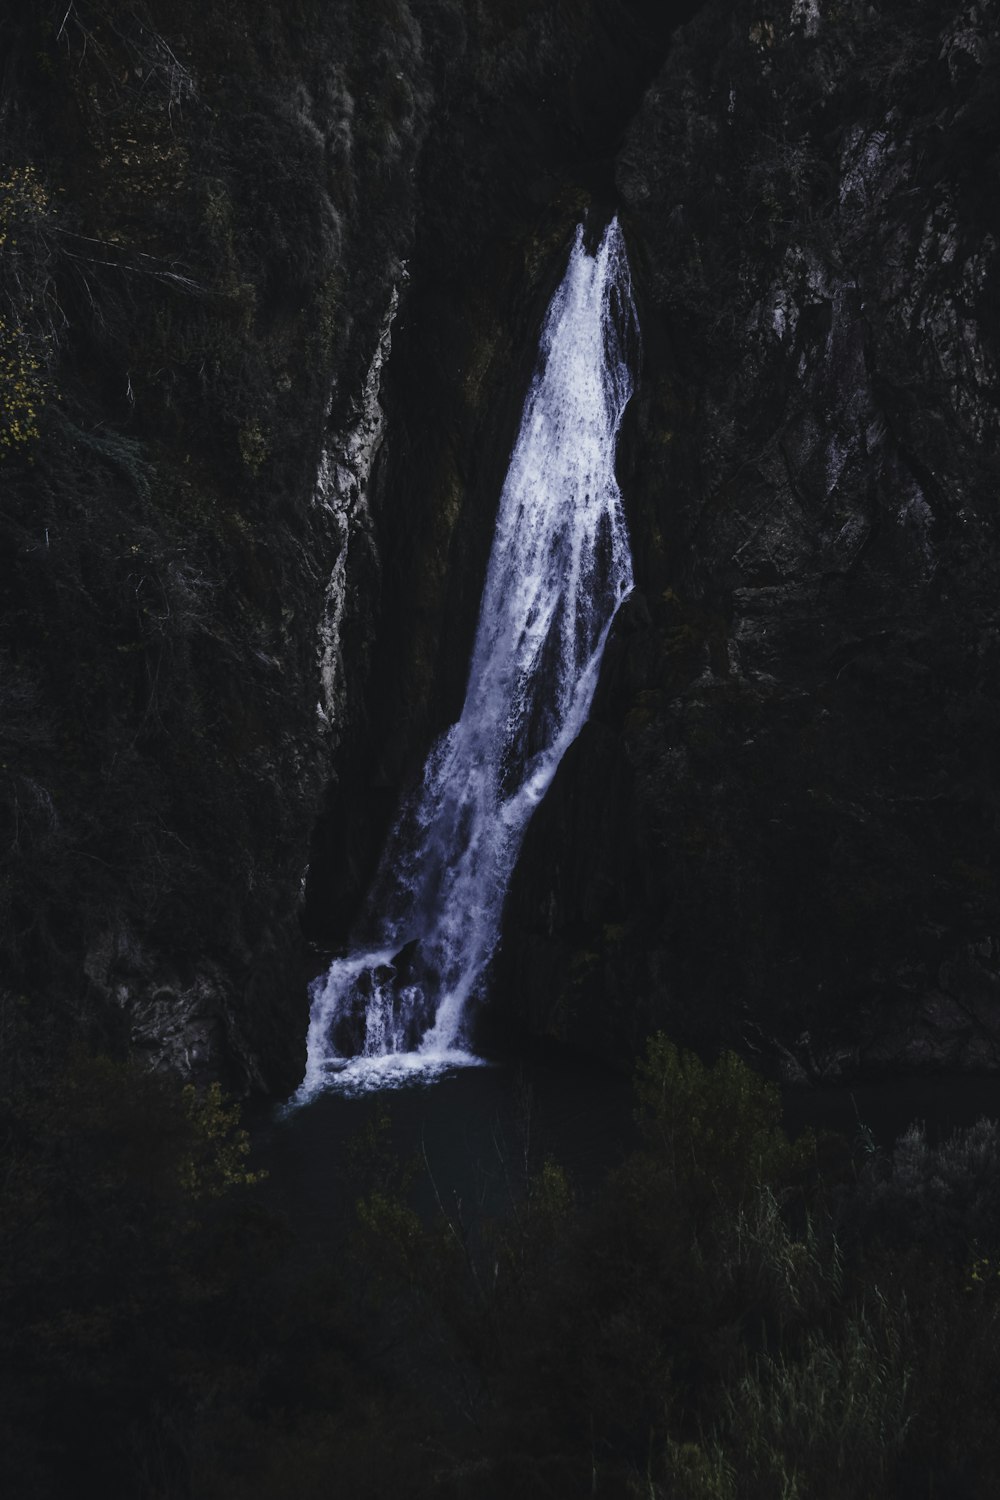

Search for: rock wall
xmin=0 ymin=0 xmax=699 ymax=1092
xmin=498 ymin=0 xmax=1000 ymax=1081
xmin=9 ymin=0 xmax=993 ymax=1093
xmin=0 ymin=0 xmax=445 ymax=1091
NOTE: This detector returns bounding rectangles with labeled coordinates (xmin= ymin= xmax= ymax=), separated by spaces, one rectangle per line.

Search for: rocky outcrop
xmin=498 ymin=0 xmax=1000 ymax=1080
xmin=0 ymin=0 xmax=701 ymax=1092
xmin=9 ymin=0 xmax=994 ymax=1093
xmin=0 ymin=1 xmax=434 ymax=1092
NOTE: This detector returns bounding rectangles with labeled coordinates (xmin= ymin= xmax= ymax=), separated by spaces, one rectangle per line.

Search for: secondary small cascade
xmin=294 ymin=217 xmax=638 ymax=1101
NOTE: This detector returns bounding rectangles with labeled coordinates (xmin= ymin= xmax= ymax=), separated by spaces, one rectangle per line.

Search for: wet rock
xmin=500 ymin=0 xmax=1000 ymax=1080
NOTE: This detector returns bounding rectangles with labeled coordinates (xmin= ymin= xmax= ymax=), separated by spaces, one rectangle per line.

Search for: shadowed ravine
xmin=294 ymin=219 xmax=638 ymax=1102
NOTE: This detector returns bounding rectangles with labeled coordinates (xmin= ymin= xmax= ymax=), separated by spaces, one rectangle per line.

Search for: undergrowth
xmin=2 ymin=1034 xmax=998 ymax=1496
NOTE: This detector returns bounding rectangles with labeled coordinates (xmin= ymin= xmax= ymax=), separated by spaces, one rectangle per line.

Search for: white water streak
xmin=293 ymin=219 xmax=637 ymax=1103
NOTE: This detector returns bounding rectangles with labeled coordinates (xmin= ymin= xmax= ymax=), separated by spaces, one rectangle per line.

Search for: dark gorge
xmin=2 ymin=1 xmax=1000 ymax=1495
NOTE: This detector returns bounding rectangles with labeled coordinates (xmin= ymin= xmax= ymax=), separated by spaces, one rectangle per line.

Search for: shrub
xmin=0 ymin=1053 xmax=275 ymax=1497
xmin=0 ymin=164 xmax=54 ymax=455
xmin=844 ymin=1118 xmax=1000 ymax=1254
xmin=727 ymin=1298 xmax=912 ymax=1500
xmin=634 ymin=1032 xmax=817 ymax=1207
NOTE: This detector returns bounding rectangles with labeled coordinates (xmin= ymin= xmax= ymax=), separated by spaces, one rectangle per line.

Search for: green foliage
xmin=238 ymin=417 xmax=270 ymax=475
xmin=843 ymin=1117 xmax=1000 ymax=1255
xmin=0 ymin=313 xmax=46 ymax=451
xmin=634 ymin=1032 xmax=817 ymax=1205
xmin=0 ymin=163 xmax=54 ymax=455
xmin=180 ymin=1079 xmax=265 ymax=1197
xmin=321 ymin=1038 xmax=1000 ymax=1498
xmin=0 ymin=1052 xmax=277 ymax=1498
xmin=349 ymin=1105 xmax=431 ymax=1293
xmin=728 ymin=1300 xmax=912 ymax=1499
xmin=3 ymin=1036 xmax=999 ymax=1497
xmin=664 ymin=1438 xmax=737 ymax=1500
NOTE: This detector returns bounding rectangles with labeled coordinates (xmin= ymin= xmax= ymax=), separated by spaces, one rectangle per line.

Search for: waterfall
xmin=294 ymin=217 xmax=637 ymax=1101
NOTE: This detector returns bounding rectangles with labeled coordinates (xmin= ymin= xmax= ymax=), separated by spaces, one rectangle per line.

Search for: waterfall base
xmin=289 ymin=1047 xmax=491 ymax=1107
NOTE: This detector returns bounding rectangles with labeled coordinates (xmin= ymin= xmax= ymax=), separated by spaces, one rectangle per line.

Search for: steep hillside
xmin=0 ymin=0 xmax=698 ymax=1091
xmin=500 ymin=0 xmax=1000 ymax=1082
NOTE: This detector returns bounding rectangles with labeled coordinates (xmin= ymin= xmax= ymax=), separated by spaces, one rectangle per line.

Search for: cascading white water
xmin=293 ymin=217 xmax=638 ymax=1102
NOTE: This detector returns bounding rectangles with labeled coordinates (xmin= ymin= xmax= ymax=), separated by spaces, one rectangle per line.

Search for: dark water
xmin=252 ymin=1052 xmax=636 ymax=1253
xmin=251 ymin=1053 xmax=999 ymax=1253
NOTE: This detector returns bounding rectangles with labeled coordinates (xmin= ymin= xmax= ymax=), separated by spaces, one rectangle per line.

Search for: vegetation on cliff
xmin=0 ymin=0 xmax=441 ymax=1091
xmin=2 ymin=1037 xmax=998 ymax=1496
xmin=502 ymin=0 xmax=1000 ymax=1081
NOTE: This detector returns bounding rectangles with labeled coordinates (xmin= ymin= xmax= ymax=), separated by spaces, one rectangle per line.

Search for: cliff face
xmin=499 ymin=0 xmax=1000 ymax=1081
xmin=0 ymin=0 xmax=699 ymax=1092
xmin=0 ymin=0 xmax=445 ymax=1092
xmin=6 ymin=0 xmax=998 ymax=1094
